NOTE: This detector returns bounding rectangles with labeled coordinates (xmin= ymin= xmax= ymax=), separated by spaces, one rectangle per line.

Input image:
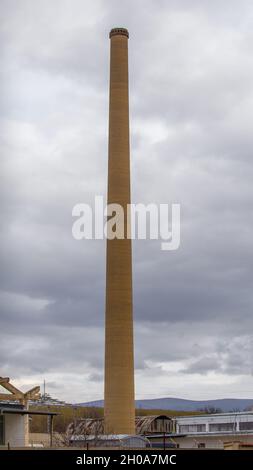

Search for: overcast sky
xmin=1 ymin=0 xmax=253 ymax=403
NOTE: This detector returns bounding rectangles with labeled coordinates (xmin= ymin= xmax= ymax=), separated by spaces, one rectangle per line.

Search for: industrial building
xmin=67 ymin=412 xmax=253 ymax=450
xmin=170 ymin=411 xmax=253 ymax=449
xmin=135 ymin=415 xmax=174 ymax=434
xmin=67 ymin=414 xmax=173 ymax=439
xmin=0 ymin=377 xmax=57 ymax=448
xmin=138 ymin=412 xmax=253 ymax=449
xmin=69 ymin=434 xmax=150 ymax=449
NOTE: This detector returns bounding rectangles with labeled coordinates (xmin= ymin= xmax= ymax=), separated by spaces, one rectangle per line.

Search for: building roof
xmin=0 ymin=402 xmax=24 ymax=410
xmin=67 ymin=414 xmax=171 ymax=437
xmin=175 ymin=411 xmax=253 ymax=420
xmin=146 ymin=433 xmax=186 ymax=439
xmin=70 ymin=434 xmax=149 ymax=442
xmin=135 ymin=415 xmax=171 ymax=434
xmin=67 ymin=418 xmax=104 ymax=436
xmin=0 ymin=407 xmax=59 ymax=416
xmin=174 ymin=431 xmax=253 ymax=438
xmin=29 ymin=392 xmax=71 ymax=407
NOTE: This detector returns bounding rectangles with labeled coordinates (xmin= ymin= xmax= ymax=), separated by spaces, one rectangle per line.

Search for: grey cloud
xmin=181 ymin=356 xmax=222 ymax=375
xmin=1 ymin=0 xmax=253 ymax=401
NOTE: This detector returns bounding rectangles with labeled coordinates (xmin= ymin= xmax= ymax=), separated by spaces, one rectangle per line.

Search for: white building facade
xmin=0 ymin=404 xmax=58 ymax=448
xmin=172 ymin=411 xmax=253 ymax=449
xmin=0 ymin=407 xmax=29 ymax=447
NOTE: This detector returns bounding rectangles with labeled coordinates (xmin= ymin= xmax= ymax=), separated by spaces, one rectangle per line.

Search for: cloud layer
xmin=1 ymin=0 xmax=253 ymax=401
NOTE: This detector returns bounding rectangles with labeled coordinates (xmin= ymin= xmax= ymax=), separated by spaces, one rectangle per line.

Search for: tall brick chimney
xmin=104 ymin=27 xmax=135 ymax=435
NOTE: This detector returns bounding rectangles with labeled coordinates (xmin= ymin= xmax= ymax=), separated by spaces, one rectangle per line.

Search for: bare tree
xmin=198 ymin=406 xmax=222 ymax=414
xmin=54 ymin=417 xmax=104 ymax=448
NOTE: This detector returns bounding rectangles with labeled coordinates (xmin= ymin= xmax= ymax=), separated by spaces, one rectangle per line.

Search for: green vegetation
xmin=29 ymin=405 xmax=202 ymax=433
xmin=29 ymin=406 xmax=103 ymax=433
xmin=136 ymin=408 xmax=202 ymax=417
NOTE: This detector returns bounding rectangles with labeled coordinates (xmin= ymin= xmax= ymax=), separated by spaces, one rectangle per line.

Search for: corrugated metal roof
xmin=70 ymin=434 xmax=149 ymax=441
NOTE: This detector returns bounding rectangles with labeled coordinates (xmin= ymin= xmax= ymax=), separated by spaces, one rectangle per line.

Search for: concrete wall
xmin=4 ymin=414 xmax=29 ymax=447
xmin=29 ymin=432 xmax=51 ymax=447
xmin=173 ymin=434 xmax=253 ymax=449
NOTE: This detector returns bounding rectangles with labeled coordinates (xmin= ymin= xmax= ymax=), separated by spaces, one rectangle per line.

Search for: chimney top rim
xmin=109 ymin=28 xmax=129 ymax=39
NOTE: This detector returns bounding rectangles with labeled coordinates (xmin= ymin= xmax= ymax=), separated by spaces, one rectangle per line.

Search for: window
xmin=239 ymin=421 xmax=253 ymax=431
xmin=209 ymin=423 xmax=235 ymax=432
xmin=198 ymin=443 xmax=206 ymax=448
xmin=179 ymin=424 xmax=206 ymax=433
xmin=0 ymin=415 xmax=4 ymax=445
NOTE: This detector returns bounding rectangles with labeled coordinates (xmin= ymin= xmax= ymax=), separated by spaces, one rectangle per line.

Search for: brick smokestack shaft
xmin=104 ymin=27 xmax=135 ymax=434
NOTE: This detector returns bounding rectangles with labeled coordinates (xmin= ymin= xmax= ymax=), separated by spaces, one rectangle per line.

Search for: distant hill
xmin=76 ymin=397 xmax=253 ymax=413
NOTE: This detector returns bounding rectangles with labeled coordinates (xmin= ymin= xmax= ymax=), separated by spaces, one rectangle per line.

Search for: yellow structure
xmin=104 ymin=27 xmax=135 ymax=434
xmin=224 ymin=441 xmax=253 ymax=450
xmin=0 ymin=376 xmax=40 ymax=405
xmin=0 ymin=377 xmax=43 ymax=448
